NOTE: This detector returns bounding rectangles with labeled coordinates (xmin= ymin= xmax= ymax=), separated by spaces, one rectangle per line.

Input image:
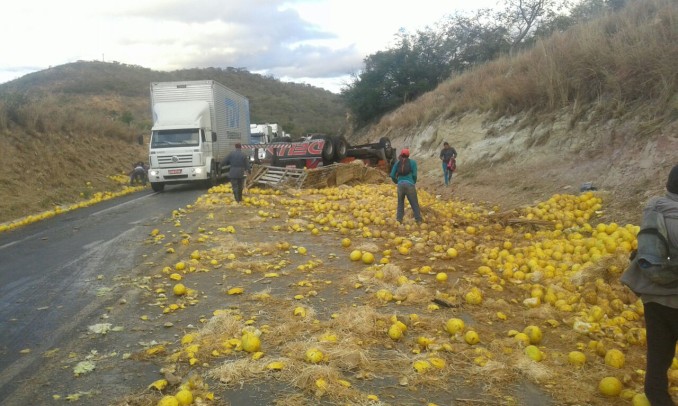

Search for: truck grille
xmin=157 ymin=154 xmax=193 ymax=165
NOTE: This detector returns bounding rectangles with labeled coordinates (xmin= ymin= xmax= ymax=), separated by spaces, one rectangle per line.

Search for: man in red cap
xmin=389 ymin=148 xmax=422 ymax=224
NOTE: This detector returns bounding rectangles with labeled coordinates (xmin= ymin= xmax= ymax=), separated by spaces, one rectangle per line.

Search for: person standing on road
xmin=621 ymin=164 xmax=678 ymax=405
xmin=390 ymin=148 xmax=422 ymax=224
xmin=221 ymin=143 xmax=251 ymax=203
xmin=439 ymin=142 xmax=457 ymax=186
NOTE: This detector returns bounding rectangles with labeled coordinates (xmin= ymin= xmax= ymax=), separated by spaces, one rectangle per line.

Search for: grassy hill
xmin=0 ymin=62 xmax=348 ymax=223
xmin=356 ymin=0 xmax=678 ymax=225
xmin=0 ymin=61 xmax=347 ymax=137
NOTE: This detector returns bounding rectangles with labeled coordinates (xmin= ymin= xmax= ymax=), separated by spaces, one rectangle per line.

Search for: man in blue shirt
xmin=390 ymin=148 xmax=422 ymax=224
xmin=439 ymin=142 xmax=457 ymax=186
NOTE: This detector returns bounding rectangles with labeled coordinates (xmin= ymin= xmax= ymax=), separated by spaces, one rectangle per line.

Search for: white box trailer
xmin=147 ymin=80 xmax=251 ymax=192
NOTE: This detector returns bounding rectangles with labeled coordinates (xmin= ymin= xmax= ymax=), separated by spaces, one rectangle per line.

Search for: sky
xmin=1 ymin=0 xmax=497 ymax=93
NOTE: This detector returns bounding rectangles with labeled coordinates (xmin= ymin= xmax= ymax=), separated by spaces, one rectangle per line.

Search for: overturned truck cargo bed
xmin=246 ymin=162 xmax=388 ymax=190
xmin=242 ymin=136 xmax=395 ymax=170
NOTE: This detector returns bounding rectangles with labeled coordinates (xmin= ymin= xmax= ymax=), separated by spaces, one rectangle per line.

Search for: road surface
xmin=0 ymin=184 xmax=206 ymax=403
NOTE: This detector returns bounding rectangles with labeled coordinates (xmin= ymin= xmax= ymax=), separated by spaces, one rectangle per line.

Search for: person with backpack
xmin=439 ymin=142 xmax=457 ymax=186
xmin=389 ymin=148 xmax=422 ymax=224
xmin=621 ymin=164 xmax=678 ymax=405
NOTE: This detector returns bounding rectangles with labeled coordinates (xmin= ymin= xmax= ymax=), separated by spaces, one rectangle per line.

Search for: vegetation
xmin=0 ymin=62 xmax=349 ymax=223
xmin=0 ymin=62 xmax=347 ymax=138
xmin=363 ymin=0 xmax=677 ymax=135
xmin=342 ymin=0 xmax=639 ymax=126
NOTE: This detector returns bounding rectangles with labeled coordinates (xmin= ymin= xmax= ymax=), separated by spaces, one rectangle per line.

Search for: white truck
xmin=147 ymin=80 xmax=251 ymax=192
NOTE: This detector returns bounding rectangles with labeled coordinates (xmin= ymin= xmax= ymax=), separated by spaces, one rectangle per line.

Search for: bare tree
xmin=498 ymin=0 xmax=568 ymax=56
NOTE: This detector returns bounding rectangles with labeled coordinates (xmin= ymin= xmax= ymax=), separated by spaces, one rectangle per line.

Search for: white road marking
xmin=90 ymin=193 xmax=152 ymax=217
xmin=0 ymin=193 xmax=152 ymax=251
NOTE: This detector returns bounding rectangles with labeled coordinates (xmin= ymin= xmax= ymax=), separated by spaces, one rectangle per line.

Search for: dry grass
xmin=0 ymin=128 xmax=146 ymax=223
xmin=367 ymin=0 xmax=678 ymax=138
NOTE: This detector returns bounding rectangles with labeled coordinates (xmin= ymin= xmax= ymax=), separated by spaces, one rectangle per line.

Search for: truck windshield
xmin=151 ymin=129 xmax=200 ymax=148
xmin=250 ymin=133 xmax=265 ymax=143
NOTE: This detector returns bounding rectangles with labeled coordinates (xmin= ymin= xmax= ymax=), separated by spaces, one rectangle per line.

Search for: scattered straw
xmin=209 ymin=358 xmax=269 ymax=385
xmin=394 ymin=283 xmax=431 ymax=304
xmin=331 ymin=306 xmax=383 ymax=338
xmin=514 ymin=357 xmax=554 ymax=383
xmin=198 ymin=312 xmax=244 ymax=338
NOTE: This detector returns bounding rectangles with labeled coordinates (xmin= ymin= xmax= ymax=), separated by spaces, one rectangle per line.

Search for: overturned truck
xmin=242 ymin=134 xmax=396 ymax=189
xmin=242 ymin=134 xmax=396 ymax=171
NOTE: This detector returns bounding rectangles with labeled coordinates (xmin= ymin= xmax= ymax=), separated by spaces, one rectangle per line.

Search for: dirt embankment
xmin=366 ymin=112 xmax=678 ymax=225
xmin=0 ymin=130 xmax=147 ymax=224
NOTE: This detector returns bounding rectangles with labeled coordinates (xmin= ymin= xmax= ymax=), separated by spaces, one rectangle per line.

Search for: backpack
xmin=447 ymin=157 xmax=456 ymax=172
xmin=625 ymin=207 xmax=678 ymax=287
xmin=398 ymin=158 xmax=412 ymax=176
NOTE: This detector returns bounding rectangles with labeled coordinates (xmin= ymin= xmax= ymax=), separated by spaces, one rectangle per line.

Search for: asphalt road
xmin=0 ymin=184 xmax=207 ymax=402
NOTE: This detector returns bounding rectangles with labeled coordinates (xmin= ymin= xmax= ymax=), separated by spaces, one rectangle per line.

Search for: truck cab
xmin=249 ymin=123 xmax=287 ymax=163
xmin=147 ymin=80 xmax=251 ymax=193
xmin=147 ymin=101 xmax=218 ymax=192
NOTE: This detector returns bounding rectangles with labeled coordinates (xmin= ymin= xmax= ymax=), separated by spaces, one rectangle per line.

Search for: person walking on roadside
xmin=221 ymin=143 xmax=251 ymax=203
xmin=390 ymin=148 xmax=422 ymax=224
xmin=439 ymin=142 xmax=457 ymax=186
xmin=620 ymin=164 xmax=678 ymax=406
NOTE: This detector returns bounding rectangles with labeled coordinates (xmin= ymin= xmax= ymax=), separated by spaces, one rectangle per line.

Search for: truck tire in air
xmin=379 ymin=137 xmax=394 ymax=160
xmin=310 ymin=134 xmax=335 ymax=164
xmin=333 ymin=135 xmax=349 ymax=161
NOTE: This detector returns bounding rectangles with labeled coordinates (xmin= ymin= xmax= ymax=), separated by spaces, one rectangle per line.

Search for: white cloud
xmin=0 ymin=0 xmax=497 ymax=93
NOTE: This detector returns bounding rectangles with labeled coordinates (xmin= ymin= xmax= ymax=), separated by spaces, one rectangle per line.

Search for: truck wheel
xmin=379 ymin=137 xmax=394 ymax=160
xmin=333 ymin=136 xmax=348 ymax=161
xmin=206 ymin=163 xmax=218 ymax=188
xmin=151 ymin=182 xmax=165 ymax=192
xmin=311 ymin=134 xmax=334 ymax=164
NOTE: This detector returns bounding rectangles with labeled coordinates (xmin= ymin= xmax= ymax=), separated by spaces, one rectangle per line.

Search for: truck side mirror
xmin=212 ymin=132 xmax=217 ymax=142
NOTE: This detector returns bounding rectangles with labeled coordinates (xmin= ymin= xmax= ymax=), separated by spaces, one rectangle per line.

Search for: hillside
xmin=370 ymin=112 xmax=678 ymax=228
xmin=0 ymin=62 xmax=348 ymax=223
xmin=353 ymin=0 xmax=678 ymax=227
xmin=1 ymin=0 xmax=677 ymax=227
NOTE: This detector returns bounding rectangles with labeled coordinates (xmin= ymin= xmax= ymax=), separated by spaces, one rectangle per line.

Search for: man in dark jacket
xmin=641 ymin=165 xmax=678 ymax=405
xmin=221 ymin=143 xmax=250 ymax=203
xmin=622 ymin=164 xmax=678 ymax=405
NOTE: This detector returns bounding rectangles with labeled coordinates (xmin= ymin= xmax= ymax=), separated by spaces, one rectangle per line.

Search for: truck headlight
xmin=194 ymin=167 xmax=203 ymax=174
xmin=150 ymin=170 xmax=159 ymax=177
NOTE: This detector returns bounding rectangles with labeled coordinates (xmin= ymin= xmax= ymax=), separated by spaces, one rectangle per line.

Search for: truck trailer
xmin=147 ymin=80 xmax=251 ymax=192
